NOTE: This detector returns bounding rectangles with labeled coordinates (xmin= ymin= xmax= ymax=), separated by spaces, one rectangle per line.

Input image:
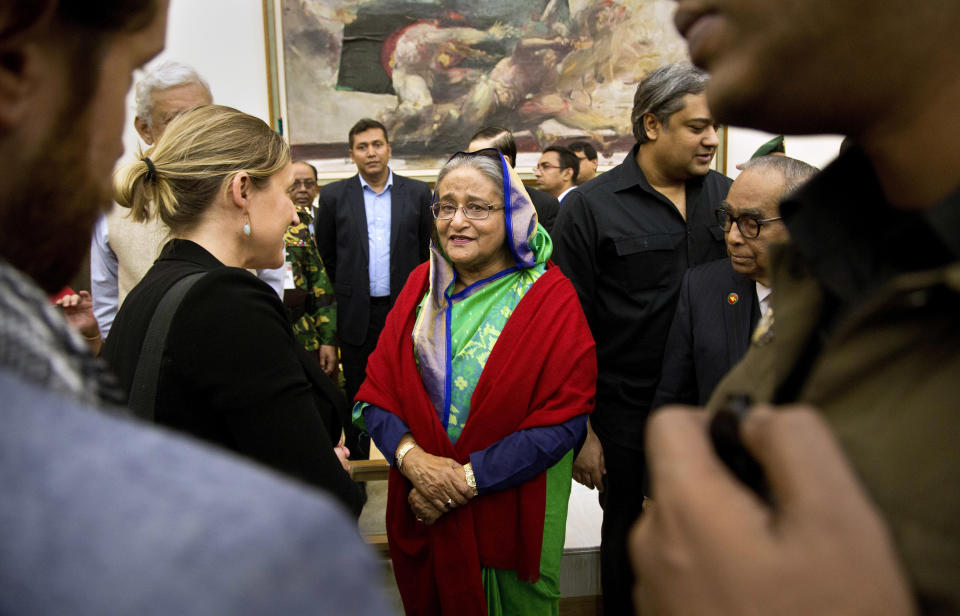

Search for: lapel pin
xmin=727 ymin=292 xmax=739 ymax=305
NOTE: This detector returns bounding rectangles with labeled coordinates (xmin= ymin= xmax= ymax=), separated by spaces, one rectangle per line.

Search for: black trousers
xmin=598 ymin=435 xmax=650 ymax=616
xmin=340 ymin=297 xmax=391 ymax=460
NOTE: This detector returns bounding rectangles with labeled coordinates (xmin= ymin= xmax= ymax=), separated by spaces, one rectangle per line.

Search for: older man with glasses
xmin=653 ymin=155 xmax=818 ymax=410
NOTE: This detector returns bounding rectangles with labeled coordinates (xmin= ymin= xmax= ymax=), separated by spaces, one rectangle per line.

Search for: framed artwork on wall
xmin=264 ymin=0 xmax=725 ymax=180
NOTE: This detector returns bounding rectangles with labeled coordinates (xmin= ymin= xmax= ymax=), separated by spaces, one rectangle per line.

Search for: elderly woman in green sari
xmin=355 ymin=149 xmax=597 ymax=615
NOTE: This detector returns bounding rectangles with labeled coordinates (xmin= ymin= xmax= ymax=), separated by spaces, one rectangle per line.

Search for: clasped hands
xmin=399 ymin=446 xmax=475 ymax=526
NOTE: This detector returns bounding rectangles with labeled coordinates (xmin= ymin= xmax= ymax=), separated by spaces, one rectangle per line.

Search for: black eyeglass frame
xmin=715 ymin=208 xmax=783 ymax=239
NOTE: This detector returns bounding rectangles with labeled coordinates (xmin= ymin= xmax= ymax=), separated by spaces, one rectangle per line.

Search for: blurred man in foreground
xmin=0 ymin=3 xmax=388 ymax=613
xmin=632 ymin=1 xmax=960 ymax=613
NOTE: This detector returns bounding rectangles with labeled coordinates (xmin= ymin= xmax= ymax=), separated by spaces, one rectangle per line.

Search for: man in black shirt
xmin=552 ymin=62 xmax=731 ymax=615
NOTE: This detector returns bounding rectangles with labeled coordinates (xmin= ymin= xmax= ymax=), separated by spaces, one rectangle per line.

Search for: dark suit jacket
xmin=101 ymin=239 xmax=363 ymax=516
xmin=527 ymin=186 xmax=559 ymax=235
xmin=315 ymin=172 xmax=433 ymax=346
xmin=652 ymin=258 xmax=760 ymax=408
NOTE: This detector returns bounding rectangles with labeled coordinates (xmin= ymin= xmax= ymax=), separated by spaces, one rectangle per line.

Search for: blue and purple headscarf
xmin=413 ymin=148 xmax=548 ymax=414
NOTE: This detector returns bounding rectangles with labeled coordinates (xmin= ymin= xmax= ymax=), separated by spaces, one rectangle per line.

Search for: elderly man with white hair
xmin=89 ymin=60 xmax=212 ymax=337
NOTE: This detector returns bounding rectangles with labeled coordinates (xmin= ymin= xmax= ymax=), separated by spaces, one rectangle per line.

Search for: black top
xmin=652 ymin=258 xmax=760 ymax=409
xmin=102 ymin=239 xmax=363 ymax=516
xmin=553 ymin=144 xmax=732 ymax=448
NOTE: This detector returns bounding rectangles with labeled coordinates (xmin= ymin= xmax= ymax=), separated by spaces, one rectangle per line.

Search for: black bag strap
xmin=128 ymin=272 xmax=204 ymax=421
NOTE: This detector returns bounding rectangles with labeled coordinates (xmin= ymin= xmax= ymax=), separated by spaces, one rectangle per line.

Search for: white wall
xmin=128 ymin=0 xmax=842 ymax=177
xmin=119 ymin=0 xmax=270 ymax=163
xmin=726 ymin=127 xmax=843 ymax=177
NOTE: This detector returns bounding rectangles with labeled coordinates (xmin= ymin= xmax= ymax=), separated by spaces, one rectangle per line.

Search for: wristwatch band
xmin=463 ymin=462 xmax=478 ymax=495
xmin=396 ymin=440 xmax=416 ymax=469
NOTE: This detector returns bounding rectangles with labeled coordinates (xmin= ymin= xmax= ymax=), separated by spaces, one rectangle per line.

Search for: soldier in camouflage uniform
xmin=283 ymin=162 xmax=339 ymax=378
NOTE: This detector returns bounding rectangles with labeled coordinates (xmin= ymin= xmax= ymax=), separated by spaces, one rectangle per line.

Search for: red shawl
xmin=357 ymin=261 xmax=597 ymax=615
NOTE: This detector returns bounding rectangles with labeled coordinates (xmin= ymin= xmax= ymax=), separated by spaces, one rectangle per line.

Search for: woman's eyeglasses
xmin=431 ymin=201 xmax=505 ymax=220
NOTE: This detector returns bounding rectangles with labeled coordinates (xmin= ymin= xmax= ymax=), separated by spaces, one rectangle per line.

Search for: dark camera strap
xmin=127 ymin=272 xmax=204 ymax=421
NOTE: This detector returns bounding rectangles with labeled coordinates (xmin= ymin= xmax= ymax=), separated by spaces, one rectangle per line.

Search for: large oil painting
xmin=273 ymin=0 xmax=693 ymax=176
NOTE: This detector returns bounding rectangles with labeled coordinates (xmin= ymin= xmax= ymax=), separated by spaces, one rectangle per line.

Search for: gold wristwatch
xmin=395 ymin=440 xmax=417 ymax=469
xmin=463 ymin=462 xmax=478 ymax=496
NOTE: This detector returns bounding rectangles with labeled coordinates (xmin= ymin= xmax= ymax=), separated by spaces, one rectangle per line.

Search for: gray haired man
xmin=90 ymin=60 xmax=212 ymax=336
xmin=552 ymin=62 xmax=732 ymax=615
xmin=131 ymin=60 xmax=212 ymax=144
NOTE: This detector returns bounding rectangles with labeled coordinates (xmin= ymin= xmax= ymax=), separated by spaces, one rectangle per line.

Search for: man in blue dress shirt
xmin=316 ymin=118 xmax=433 ymax=458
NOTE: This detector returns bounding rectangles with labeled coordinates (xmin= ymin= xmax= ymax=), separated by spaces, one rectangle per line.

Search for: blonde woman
xmin=102 ymin=105 xmax=362 ymax=516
